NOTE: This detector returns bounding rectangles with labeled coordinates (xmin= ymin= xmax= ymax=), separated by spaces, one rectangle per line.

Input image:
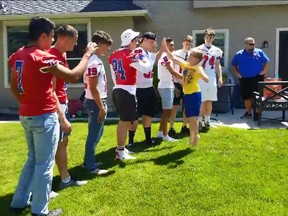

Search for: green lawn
xmin=0 ymin=122 xmax=288 ymax=216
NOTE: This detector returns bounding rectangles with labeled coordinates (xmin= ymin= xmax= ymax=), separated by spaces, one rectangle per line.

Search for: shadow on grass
xmin=152 ymin=148 xmax=193 ymax=168
xmin=0 ymin=193 xmax=30 ymax=216
xmin=132 ymin=148 xmax=193 ymax=169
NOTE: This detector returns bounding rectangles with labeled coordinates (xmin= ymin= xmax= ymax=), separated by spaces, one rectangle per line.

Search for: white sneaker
xmin=115 ymin=147 xmax=135 ymax=154
xmin=89 ymin=168 xmax=110 ymax=175
xmin=115 ymin=148 xmax=136 ymax=160
xmin=163 ymin=135 xmax=178 ymax=142
xmin=156 ymin=131 xmax=163 ymax=138
xmin=50 ymin=191 xmax=59 ymax=199
xmin=124 ymin=148 xmax=135 ymax=154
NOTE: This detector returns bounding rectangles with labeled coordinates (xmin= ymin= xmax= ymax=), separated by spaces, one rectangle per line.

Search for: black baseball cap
xmin=141 ymin=32 xmax=157 ymax=40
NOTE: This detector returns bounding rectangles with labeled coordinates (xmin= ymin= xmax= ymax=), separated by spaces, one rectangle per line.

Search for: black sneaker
xmin=241 ymin=112 xmax=252 ymax=119
xmin=10 ymin=205 xmax=30 ymax=214
xmin=253 ymin=112 xmax=259 ymax=121
xmin=146 ymin=140 xmax=155 ymax=146
xmin=204 ymin=121 xmax=210 ymax=128
xmin=32 ymin=208 xmax=63 ymax=216
xmin=168 ymin=128 xmax=177 ymax=137
xmin=180 ymin=126 xmax=190 ymax=135
xmin=198 ymin=121 xmax=203 ymax=132
xmin=59 ymin=179 xmax=88 ymax=190
xmin=127 ymin=143 xmax=135 ymax=148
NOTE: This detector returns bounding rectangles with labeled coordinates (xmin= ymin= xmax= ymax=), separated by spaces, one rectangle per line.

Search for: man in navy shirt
xmin=231 ymin=37 xmax=269 ymax=119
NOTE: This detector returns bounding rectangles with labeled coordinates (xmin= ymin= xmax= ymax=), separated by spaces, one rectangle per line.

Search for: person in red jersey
xmin=9 ymin=16 xmax=97 ymax=216
xmin=109 ymin=29 xmax=158 ymax=160
xmin=49 ymin=25 xmax=87 ymax=192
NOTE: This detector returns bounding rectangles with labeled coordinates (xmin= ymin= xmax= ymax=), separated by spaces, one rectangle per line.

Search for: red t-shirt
xmin=9 ymin=46 xmax=60 ymax=116
xmin=108 ymin=48 xmax=137 ymax=85
xmin=48 ymin=47 xmax=69 ymax=104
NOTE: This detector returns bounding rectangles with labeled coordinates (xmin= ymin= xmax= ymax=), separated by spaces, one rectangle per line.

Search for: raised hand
xmin=85 ymin=42 xmax=98 ymax=56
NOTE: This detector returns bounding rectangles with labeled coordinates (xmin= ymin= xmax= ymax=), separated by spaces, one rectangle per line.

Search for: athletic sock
xmin=62 ymin=175 xmax=71 ymax=184
xmin=144 ymin=127 xmax=152 ymax=144
xmin=128 ymin=130 xmax=135 ymax=144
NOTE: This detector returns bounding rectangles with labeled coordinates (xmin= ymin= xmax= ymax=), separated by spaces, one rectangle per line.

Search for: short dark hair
xmin=28 ymin=16 xmax=55 ymax=41
xmin=139 ymin=32 xmax=157 ymax=44
xmin=92 ymin=30 xmax=113 ymax=45
xmin=165 ymin=37 xmax=173 ymax=43
xmin=204 ymin=28 xmax=215 ymax=37
xmin=56 ymin=25 xmax=78 ymax=38
xmin=183 ymin=35 xmax=193 ymax=42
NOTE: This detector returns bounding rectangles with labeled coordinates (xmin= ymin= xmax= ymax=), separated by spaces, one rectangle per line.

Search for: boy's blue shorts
xmin=184 ymin=92 xmax=202 ymax=117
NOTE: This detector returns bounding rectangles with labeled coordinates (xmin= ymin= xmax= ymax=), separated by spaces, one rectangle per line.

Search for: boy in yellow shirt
xmin=164 ymin=46 xmax=208 ymax=146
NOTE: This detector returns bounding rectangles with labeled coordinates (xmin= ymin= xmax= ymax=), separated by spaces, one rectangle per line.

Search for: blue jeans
xmin=83 ymin=98 xmax=107 ymax=171
xmin=11 ymin=112 xmax=60 ymax=215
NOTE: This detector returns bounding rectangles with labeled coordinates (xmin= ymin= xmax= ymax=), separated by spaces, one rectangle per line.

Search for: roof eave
xmin=0 ymin=9 xmax=151 ymax=21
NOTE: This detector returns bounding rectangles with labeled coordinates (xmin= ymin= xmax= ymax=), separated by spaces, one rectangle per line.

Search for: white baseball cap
xmin=121 ymin=29 xmax=140 ymax=46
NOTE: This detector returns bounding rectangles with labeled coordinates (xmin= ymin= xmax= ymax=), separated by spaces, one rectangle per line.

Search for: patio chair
xmin=253 ymin=81 xmax=288 ymax=126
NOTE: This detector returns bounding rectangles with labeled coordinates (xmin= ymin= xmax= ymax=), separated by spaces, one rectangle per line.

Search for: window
xmin=192 ymin=29 xmax=229 ymax=72
xmin=3 ymin=20 xmax=91 ymax=88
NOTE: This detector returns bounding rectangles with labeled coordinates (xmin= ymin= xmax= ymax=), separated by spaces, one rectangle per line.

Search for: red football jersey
xmin=48 ymin=47 xmax=69 ymax=104
xmin=108 ymin=48 xmax=137 ymax=85
xmin=9 ymin=46 xmax=59 ymax=116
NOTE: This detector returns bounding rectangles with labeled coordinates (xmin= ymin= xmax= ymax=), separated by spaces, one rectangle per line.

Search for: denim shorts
xmin=158 ymin=88 xmax=174 ymax=109
xmin=59 ymin=103 xmax=71 ymax=141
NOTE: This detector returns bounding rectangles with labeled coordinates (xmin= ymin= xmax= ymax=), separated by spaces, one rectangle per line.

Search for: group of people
xmin=8 ymin=15 xmax=269 ymax=216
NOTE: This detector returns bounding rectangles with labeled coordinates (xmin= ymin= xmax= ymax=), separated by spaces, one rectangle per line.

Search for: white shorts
xmin=199 ymin=77 xmax=217 ymax=102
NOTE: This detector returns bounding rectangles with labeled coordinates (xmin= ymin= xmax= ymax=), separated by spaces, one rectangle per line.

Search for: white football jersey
xmin=84 ymin=54 xmax=107 ymax=99
xmin=135 ymin=47 xmax=156 ymax=88
xmin=196 ymin=44 xmax=223 ymax=78
xmin=172 ymin=49 xmax=190 ymax=83
xmin=157 ymin=52 xmax=174 ymax=88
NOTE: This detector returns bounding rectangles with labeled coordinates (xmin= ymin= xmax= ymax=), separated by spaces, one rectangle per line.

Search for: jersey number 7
xmin=16 ymin=60 xmax=25 ymax=94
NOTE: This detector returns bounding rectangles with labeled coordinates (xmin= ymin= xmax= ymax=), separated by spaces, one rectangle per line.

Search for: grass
xmin=0 ymin=121 xmax=288 ymax=216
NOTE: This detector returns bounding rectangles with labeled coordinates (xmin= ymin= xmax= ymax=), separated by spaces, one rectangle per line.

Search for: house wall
xmin=193 ymin=0 xmax=288 ymax=8
xmin=134 ymin=1 xmax=288 ymax=80
xmin=0 ymin=17 xmax=134 ymax=112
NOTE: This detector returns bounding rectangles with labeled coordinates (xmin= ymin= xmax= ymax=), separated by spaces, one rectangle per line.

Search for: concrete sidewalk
xmin=209 ymin=108 xmax=288 ymax=129
xmin=1 ymin=109 xmax=287 ymax=129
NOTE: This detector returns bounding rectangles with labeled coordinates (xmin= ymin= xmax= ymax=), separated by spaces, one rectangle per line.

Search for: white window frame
xmin=192 ymin=29 xmax=229 ymax=73
xmin=3 ymin=18 xmax=91 ymax=88
xmin=275 ymin=27 xmax=288 ymax=78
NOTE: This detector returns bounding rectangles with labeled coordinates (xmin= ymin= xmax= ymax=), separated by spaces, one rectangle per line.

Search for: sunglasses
xmin=246 ymin=43 xmax=255 ymax=46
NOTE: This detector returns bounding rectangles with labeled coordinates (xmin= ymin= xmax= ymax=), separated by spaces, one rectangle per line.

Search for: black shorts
xmin=112 ymin=88 xmax=137 ymax=121
xmin=173 ymin=82 xmax=184 ymax=105
xmin=136 ymin=86 xmax=156 ymax=117
xmin=239 ymin=75 xmax=264 ymax=100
